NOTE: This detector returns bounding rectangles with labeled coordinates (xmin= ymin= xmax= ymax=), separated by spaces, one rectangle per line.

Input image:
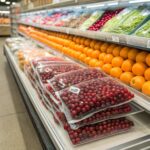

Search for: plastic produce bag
xmin=111 ymin=8 xmax=150 ymax=34
xmin=89 ymin=9 xmax=123 ymax=31
xmin=63 ymin=117 xmax=134 ymax=145
xmin=36 ymin=63 xmax=82 ymax=84
xmin=101 ymin=7 xmax=139 ymax=32
xmin=56 ymin=77 xmax=134 ymax=121
xmin=134 ymin=19 xmax=150 ymax=38
xmin=50 ymin=68 xmax=106 ymax=91
xmin=79 ymin=10 xmax=104 ymax=30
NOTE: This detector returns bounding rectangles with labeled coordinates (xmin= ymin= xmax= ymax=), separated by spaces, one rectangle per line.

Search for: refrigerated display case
xmin=4 ymin=0 xmax=150 ymax=149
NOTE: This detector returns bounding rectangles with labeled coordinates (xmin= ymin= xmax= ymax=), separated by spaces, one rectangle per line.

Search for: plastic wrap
xmin=63 ymin=117 xmax=134 ymax=145
xmin=36 ymin=63 xmax=82 ymax=84
xmin=50 ymin=68 xmax=106 ymax=91
xmin=56 ymin=77 xmax=134 ymax=121
xmin=134 ymin=19 xmax=150 ymax=38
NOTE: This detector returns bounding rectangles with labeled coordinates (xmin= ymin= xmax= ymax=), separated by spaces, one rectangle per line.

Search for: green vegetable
xmin=101 ymin=8 xmax=137 ymax=32
xmin=112 ymin=8 xmax=149 ymax=34
xmin=135 ymin=20 xmax=150 ymax=38
xmin=79 ymin=11 xmax=103 ymax=30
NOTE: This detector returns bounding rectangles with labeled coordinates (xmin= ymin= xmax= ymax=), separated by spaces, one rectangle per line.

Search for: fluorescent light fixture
xmin=6 ymin=1 xmax=10 ymax=4
xmin=12 ymin=2 xmax=16 ymax=5
xmin=129 ymin=0 xmax=150 ymax=3
xmin=1 ymin=0 xmax=6 ymax=2
xmin=86 ymin=4 xmax=105 ymax=8
xmin=107 ymin=2 xmax=118 ymax=6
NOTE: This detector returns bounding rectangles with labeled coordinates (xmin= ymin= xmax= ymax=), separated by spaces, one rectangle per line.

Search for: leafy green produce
xmin=101 ymin=8 xmax=137 ymax=32
xmin=112 ymin=9 xmax=149 ymax=34
xmin=79 ymin=10 xmax=103 ymax=30
xmin=135 ymin=20 xmax=150 ymax=38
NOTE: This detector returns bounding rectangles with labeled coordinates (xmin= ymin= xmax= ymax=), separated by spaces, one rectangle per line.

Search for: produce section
xmin=4 ymin=0 xmax=150 ymax=149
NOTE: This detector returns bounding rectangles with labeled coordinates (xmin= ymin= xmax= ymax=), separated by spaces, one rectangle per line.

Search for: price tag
xmin=112 ymin=36 xmax=119 ymax=43
xmin=147 ymin=40 xmax=150 ymax=48
xmin=66 ymin=28 xmax=70 ymax=34
xmin=44 ymin=68 xmax=52 ymax=73
xmin=69 ymin=86 xmax=80 ymax=94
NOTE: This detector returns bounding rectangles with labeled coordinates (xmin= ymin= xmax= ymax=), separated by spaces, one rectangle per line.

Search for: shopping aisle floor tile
xmin=0 ymin=113 xmax=42 ymax=150
xmin=0 ymin=38 xmax=42 ymax=149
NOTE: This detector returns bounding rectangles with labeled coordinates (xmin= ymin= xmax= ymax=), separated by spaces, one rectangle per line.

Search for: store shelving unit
xmin=18 ymin=31 xmax=150 ymax=115
xmin=5 ymin=0 xmax=150 ymax=149
xmin=4 ymin=42 xmax=150 ymax=150
xmin=19 ymin=21 xmax=150 ymax=51
xmin=0 ymin=10 xmax=10 ymax=36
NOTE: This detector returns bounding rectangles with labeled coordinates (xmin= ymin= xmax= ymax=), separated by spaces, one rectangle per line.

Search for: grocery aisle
xmin=0 ymin=38 xmax=42 ymax=150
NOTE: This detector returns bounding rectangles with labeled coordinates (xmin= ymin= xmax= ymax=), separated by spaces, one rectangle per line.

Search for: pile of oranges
xmin=19 ymin=25 xmax=150 ymax=96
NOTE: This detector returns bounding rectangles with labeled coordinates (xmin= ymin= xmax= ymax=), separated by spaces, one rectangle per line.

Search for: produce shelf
xmin=4 ymin=42 xmax=150 ymax=150
xmin=21 ymin=0 xmax=150 ymax=13
xmin=18 ymin=30 xmax=150 ymax=113
xmin=18 ymin=21 xmax=150 ymax=51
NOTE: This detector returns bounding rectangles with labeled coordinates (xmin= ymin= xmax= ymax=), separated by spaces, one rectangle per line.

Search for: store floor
xmin=0 ymin=38 xmax=42 ymax=150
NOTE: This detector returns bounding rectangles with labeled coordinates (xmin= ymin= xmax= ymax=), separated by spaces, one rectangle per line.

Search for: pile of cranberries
xmin=26 ymin=56 xmax=135 ymax=145
xmin=64 ymin=117 xmax=134 ymax=145
xmin=59 ymin=78 xmax=134 ymax=119
xmin=31 ymin=56 xmax=64 ymax=68
xmin=51 ymin=68 xmax=106 ymax=91
xmin=37 ymin=64 xmax=81 ymax=84
xmin=88 ymin=9 xmax=123 ymax=31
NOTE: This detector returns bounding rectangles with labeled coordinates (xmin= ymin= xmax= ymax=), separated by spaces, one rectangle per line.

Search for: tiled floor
xmin=0 ymin=38 xmax=42 ymax=150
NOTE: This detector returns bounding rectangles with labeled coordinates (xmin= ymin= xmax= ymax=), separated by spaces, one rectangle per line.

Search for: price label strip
xmin=147 ymin=40 xmax=150 ymax=49
xmin=112 ymin=36 xmax=119 ymax=43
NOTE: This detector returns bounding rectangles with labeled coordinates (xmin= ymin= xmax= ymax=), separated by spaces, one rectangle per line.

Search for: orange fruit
xmin=142 ymin=81 xmax=150 ymax=96
xmin=120 ymin=47 xmax=130 ymax=59
xmin=100 ymin=43 xmax=109 ymax=52
xmin=136 ymin=51 xmax=148 ymax=63
xmin=128 ymin=48 xmax=139 ymax=61
xmin=89 ymin=59 xmax=98 ymax=67
xmin=86 ymin=48 xmax=94 ymax=57
xmin=78 ymin=45 xmax=85 ymax=53
xmin=112 ymin=46 xmax=122 ymax=56
xmin=80 ymin=37 xmax=86 ymax=45
xmin=99 ymin=53 xmax=106 ymax=61
xmin=144 ymin=68 xmax=150 ymax=81
xmin=130 ymin=76 xmax=145 ymax=90
xmin=132 ymin=62 xmax=147 ymax=76
xmin=84 ymin=57 xmax=92 ymax=65
xmin=91 ymin=50 xmax=101 ymax=59
xmin=111 ymin=56 xmax=124 ymax=67
xmin=79 ymin=54 xmax=87 ymax=62
xmin=94 ymin=61 xmax=104 ymax=68
xmin=146 ymin=54 xmax=150 ymax=66
xmin=121 ymin=59 xmax=134 ymax=72
xmin=120 ymin=72 xmax=134 ymax=84
xmin=83 ymin=47 xmax=89 ymax=54
xmin=106 ymin=44 xmax=116 ymax=54
xmin=84 ymin=38 xmax=91 ymax=47
xmin=102 ymin=64 xmax=112 ymax=74
xmin=103 ymin=54 xmax=113 ymax=64
xmin=75 ymin=51 xmax=82 ymax=59
xmin=90 ymin=40 xmax=97 ymax=49
xmin=110 ymin=67 xmax=122 ymax=78
xmin=94 ymin=42 xmax=102 ymax=50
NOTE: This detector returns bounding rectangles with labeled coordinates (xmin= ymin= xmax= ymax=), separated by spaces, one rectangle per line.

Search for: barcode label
xmin=69 ymin=86 xmax=80 ymax=94
xmin=112 ymin=36 xmax=119 ymax=42
xmin=147 ymin=40 xmax=150 ymax=48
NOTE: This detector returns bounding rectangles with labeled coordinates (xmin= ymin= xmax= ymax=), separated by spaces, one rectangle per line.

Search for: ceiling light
xmin=6 ymin=1 xmax=10 ymax=4
xmin=12 ymin=2 xmax=16 ymax=5
xmin=1 ymin=0 xmax=6 ymax=2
